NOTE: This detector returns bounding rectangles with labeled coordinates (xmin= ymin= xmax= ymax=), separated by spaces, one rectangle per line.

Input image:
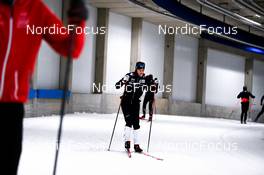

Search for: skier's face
xmin=136 ymin=68 xmax=145 ymax=77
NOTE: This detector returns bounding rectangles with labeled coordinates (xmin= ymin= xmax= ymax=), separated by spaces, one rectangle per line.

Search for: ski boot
xmin=125 ymin=141 xmax=130 ymax=149
xmin=134 ymin=144 xmax=143 ymax=153
xmin=139 ymin=115 xmax=145 ymax=120
xmin=125 ymin=141 xmax=132 ymax=157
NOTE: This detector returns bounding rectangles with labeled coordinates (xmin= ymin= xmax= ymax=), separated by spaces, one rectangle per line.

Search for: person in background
xmin=139 ymin=74 xmax=158 ymax=122
xmin=237 ymin=86 xmax=255 ymax=124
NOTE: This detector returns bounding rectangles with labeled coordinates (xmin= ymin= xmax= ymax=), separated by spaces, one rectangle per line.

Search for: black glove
xmin=68 ymin=0 xmax=88 ymax=23
xmin=115 ymin=83 xmax=121 ymax=89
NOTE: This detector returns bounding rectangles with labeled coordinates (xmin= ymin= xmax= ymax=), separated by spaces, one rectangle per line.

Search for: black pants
xmin=142 ymin=94 xmax=154 ymax=116
xmin=241 ymin=103 xmax=249 ymax=123
xmin=255 ymin=105 xmax=264 ymax=122
xmin=121 ymin=98 xmax=140 ymax=130
xmin=1 ymin=103 xmax=24 ymax=175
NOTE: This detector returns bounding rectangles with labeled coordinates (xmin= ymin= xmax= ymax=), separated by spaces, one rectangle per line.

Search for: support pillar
xmin=244 ymin=58 xmax=253 ymax=92
xmin=130 ymin=18 xmax=142 ymax=71
xmin=94 ymin=8 xmax=109 ymax=93
xmin=196 ymin=39 xmax=208 ymax=116
xmin=163 ymin=34 xmax=175 ymax=98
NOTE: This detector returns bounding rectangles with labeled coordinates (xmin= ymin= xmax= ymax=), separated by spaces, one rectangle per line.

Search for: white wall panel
xmin=206 ymin=49 xmax=245 ymax=107
xmin=253 ymin=60 xmax=264 ymax=110
xmin=105 ymin=12 xmax=131 ymax=94
xmin=172 ymin=35 xmax=198 ymax=102
xmin=141 ymin=21 xmax=164 ymax=97
xmin=72 ymin=4 xmax=97 ymax=93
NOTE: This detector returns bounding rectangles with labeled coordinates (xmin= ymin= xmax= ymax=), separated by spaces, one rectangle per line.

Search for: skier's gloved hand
xmin=115 ymin=82 xmax=122 ymax=89
xmin=123 ymin=75 xmax=129 ymax=83
xmin=68 ymin=0 xmax=89 ymax=24
xmin=116 ymin=75 xmax=129 ymax=89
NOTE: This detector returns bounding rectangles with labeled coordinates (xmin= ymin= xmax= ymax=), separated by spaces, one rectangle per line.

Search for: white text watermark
xmin=159 ymin=24 xmax=238 ymax=35
xmin=26 ymin=24 xmax=107 ymax=35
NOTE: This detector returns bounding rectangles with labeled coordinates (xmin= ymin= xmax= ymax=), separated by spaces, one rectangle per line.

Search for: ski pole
xmin=147 ymin=117 xmax=153 ymax=152
xmin=108 ymin=102 xmax=121 ymax=151
xmin=52 ymin=29 xmax=75 ymax=175
xmin=154 ymin=97 xmax=157 ymax=114
xmin=147 ymin=97 xmax=155 ymax=152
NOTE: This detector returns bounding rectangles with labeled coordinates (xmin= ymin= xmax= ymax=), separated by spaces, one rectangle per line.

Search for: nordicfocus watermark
xmin=159 ymin=24 xmax=238 ymax=35
xmin=26 ymin=24 xmax=107 ymax=35
xmin=93 ymin=83 xmax=172 ymax=93
xmin=166 ymin=141 xmax=238 ymax=153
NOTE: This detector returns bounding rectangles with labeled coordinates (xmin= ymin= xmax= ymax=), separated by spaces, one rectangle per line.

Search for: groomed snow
xmin=18 ymin=113 xmax=264 ymax=175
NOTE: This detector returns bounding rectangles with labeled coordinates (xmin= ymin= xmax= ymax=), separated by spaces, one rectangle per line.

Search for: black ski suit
xmin=237 ymin=91 xmax=255 ymax=123
xmin=254 ymin=95 xmax=264 ymax=122
xmin=1 ymin=103 xmax=24 ymax=175
xmin=116 ymin=72 xmax=146 ymax=130
xmin=142 ymin=78 xmax=158 ymax=117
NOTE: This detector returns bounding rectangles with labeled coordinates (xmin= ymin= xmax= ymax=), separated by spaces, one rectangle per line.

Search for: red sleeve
xmin=39 ymin=1 xmax=85 ymax=58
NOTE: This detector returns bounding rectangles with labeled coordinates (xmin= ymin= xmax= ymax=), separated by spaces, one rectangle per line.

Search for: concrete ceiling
xmin=88 ymin=0 xmax=187 ymax=20
xmin=88 ymin=0 xmax=264 ymax=37
xmin=88 ymin=0 xmax=180 ymax=23
xmin=88 ymin=0 xmax=199 ymax=38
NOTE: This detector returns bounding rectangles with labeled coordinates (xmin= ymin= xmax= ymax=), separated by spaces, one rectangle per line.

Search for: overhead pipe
xmin=234 ymin=0 xmax=264 ymax=17
xmin=250 ymin=0 xmax=264 ymax=14
xmin=127 ymin=0 xmax=200 ymax=26
xmin=196 ymin=0 xmax=264 ymax=31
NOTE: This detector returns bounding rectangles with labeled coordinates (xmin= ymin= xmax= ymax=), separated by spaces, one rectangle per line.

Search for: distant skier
xmin=0 ymin=0 xmax=88 ymax=174
xmin=115 ymin=62 xmax=146 ymax=153
xmin=254 ymin=95 xmax=264 ymax=122
xmin=237 ymin=86 xmax=255 ymax=124
xmin=139 ymin=74 xmax=158 ymax=121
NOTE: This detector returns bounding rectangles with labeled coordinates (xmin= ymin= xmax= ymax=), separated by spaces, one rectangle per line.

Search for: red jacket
xmin=0 ymin=0 xmax=85 ymax=103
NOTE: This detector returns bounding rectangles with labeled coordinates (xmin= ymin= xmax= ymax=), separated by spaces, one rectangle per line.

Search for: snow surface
xmin=18 ymin=113 xmax=264 ymax=175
